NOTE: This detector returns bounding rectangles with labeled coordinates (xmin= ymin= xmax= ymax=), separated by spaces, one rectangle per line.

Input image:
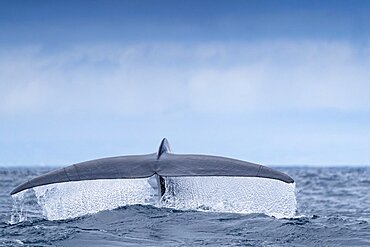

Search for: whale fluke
xmin=11 ymin=138 xmax=294 ymax=195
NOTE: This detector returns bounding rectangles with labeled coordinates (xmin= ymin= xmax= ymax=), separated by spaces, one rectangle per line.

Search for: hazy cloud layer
xmin=0 ymin=41 xmax=369 ymax=166
xmin=1 ymin=41 xmax=369 ymax=117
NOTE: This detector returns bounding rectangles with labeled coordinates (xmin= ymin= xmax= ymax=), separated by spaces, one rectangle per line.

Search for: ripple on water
xmin=1 ymin=167 xmax=370 ymax=246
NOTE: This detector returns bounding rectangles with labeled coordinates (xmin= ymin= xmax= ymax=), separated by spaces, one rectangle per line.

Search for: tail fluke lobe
xmin=10 ymin=154 xmax=157 ymax=195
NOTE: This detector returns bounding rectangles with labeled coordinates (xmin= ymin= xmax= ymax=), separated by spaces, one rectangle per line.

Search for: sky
xmin=0 ymin=0 xmax=369 ymax=166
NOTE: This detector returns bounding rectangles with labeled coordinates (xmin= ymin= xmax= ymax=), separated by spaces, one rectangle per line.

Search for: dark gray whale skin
xmin=11 ymin=138 xmax=294 ymax=195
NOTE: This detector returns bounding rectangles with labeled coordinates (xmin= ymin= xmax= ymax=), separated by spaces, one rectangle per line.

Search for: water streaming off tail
xmin=11 ymin=176 xmax=296 ymax=222
xmin=161 ymin=177 xmax=297 ymax=218
xmin=15 ymin=178 xmax=156 ymax=221
xmin=10 ymin=189 xmax=43 ymax=224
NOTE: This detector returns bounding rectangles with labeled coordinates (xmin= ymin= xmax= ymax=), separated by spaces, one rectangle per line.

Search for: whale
xmin=10 ymin=138 xmax=294 ymax=195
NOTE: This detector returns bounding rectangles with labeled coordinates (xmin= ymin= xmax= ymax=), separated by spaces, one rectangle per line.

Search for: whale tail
xmin=11 ymin=138 xmax=294 ymax=195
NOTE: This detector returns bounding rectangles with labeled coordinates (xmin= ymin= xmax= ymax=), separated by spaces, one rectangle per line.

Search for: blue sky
xmin=0 ymin=0 xmax=369 ymax=166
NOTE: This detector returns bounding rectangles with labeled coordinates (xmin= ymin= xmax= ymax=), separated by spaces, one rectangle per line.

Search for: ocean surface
xmin=0 ymin=166 xmax=370 ymax=246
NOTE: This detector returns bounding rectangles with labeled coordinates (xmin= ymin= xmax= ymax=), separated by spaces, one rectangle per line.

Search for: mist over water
xmin=1 ymin=167 xmax=370 ymax=246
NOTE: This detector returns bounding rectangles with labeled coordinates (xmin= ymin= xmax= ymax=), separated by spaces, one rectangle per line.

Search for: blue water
xmin=1 ymin=167 xmax=370 ymax=246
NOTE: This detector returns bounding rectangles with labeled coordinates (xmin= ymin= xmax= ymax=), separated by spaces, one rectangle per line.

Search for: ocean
xmin=1 ymin=167 xmax=369 ymax=246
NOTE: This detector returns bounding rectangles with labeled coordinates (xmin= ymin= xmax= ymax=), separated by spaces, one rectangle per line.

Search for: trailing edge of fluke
xmin=11 ymin=138 xmax=294 ymax=195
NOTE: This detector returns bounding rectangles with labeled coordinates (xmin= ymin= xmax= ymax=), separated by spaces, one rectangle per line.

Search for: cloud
xmin=0 ymin=41 xmax=369 ymax=117
xmin=188 ymin=41 xmax=370 ymax=113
